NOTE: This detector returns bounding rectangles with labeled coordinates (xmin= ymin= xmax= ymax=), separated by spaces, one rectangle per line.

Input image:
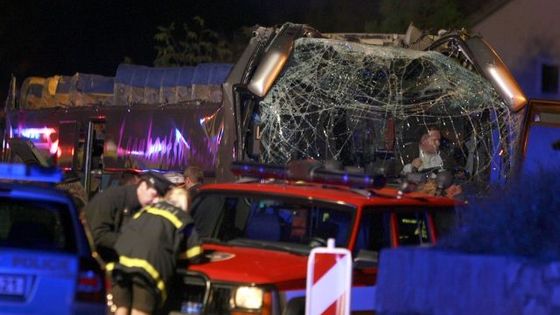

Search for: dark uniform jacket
xmin=112 ymin=201 xmax=203 ymax=302
xmin=84 ymin=184 xmax=141 ymax=262
xmin=187 ymin=183 xmax=201 ymax=208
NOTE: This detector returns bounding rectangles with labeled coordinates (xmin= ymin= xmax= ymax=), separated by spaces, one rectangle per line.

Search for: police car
xmin=0 ymin=163 xmax=106 ymax=315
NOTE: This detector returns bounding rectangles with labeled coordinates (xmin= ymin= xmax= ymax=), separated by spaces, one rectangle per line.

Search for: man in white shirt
xmin=402 ymin=129 xmax=443 ymax=174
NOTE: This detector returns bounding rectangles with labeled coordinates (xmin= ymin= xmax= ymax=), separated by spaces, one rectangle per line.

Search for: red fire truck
xmin=161 ymin=160 xmax=461 ymax=315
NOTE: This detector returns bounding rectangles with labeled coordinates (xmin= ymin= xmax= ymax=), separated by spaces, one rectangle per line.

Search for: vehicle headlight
xmin=234 ymin=286 xmax=263 ymax=309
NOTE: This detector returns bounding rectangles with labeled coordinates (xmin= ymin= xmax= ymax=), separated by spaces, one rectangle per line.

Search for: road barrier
xmin=306 ymin=238 xmax=352 ymax=315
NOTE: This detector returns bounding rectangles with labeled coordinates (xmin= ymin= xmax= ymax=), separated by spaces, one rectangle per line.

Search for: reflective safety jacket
xmin=112 ymin=201 xmax=202 ymax=301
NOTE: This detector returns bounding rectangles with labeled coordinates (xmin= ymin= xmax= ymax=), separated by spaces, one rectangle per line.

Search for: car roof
xmin=0 ymin=181 xmax=74 ymax=205
xmin=199 ymin=181 xmax=460 ymax=208
xmin=0 ymin=179 xmax=91 ymax=256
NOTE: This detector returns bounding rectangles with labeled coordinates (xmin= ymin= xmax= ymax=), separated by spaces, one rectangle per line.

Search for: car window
xmin=431 ymin=206 xmax=460 ymax=240
xmin=0 ymin=198 xmax=77 ymax=252
xmin=353 ymin=212 xmax=392 ymax=256
xmin=395 ymin=212 xmax=430 ymax=246
xmin=523 ymin=124 xmax=560 ymax=174
xmin=360 ymin=206 xmax=454 ymax=249
xmin=192 ymin=193 xmax=355 ymax=248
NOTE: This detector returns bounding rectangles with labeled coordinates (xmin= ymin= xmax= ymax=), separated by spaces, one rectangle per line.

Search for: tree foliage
xmin=153 ymin=16 xmax=233 ymax=67
xmin=366 ymin=0 xmax=466 ymax=33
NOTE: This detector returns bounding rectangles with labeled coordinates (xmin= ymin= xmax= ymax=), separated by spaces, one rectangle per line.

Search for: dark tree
xmin=367 ymin=0 xmax=467 ymax=33
xmin=153 ymin=16 xmax=234 ymax=67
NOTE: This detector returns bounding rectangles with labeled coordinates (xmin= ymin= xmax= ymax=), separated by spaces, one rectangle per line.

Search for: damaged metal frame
xmin=223 ymin=23 xmax=528 ymax=176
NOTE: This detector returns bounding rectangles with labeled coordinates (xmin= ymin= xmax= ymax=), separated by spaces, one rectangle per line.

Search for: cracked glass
xmin=258 ymin=38 xmax=522 ymax=189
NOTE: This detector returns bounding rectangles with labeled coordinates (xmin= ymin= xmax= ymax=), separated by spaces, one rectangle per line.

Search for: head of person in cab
xmin=419 ymin=129 xmax=442 ymax=155
xmin=184 ymin=166 xmax=204 ymax=189
xmin=137 ymin=171 xmax=174 ymax=206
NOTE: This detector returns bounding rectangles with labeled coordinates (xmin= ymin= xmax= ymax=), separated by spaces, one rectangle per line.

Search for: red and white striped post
xmin=306 ymin=238 xmax=352 ymax=315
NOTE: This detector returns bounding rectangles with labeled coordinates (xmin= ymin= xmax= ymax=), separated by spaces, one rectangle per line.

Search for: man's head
xmin=137 ymin=172 xmax=173 ymax=206
xmin=420 ymin=129 xmax=441 ymax=154
xmin=183 ymin=166 xmax=204 ymax=189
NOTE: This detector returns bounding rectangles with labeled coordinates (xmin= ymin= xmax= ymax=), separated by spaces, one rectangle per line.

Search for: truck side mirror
xmin=465 ymin=37 xmax=527 ymax=112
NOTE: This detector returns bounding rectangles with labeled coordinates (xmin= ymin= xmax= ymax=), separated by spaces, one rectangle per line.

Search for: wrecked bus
xmin=3 ymin=22 xmax=554 ymax=197
xmin=164 ymin=24 xmax=560 ymax=315
xmin=165 ymin=24 xmax=557 ymax=315
xmin=223 ymin=23 xmax=535 ymax=193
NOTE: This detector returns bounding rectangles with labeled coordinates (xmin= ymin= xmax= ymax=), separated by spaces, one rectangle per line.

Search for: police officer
xmin=111 ymin=187 xmax=203 ymax=315
xmin=84 ymin=171 xmax=173 ymax=263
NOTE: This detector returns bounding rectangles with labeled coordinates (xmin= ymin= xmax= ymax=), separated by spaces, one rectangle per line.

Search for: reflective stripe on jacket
xmin=113 ymin=201 xmax=202 ymax=301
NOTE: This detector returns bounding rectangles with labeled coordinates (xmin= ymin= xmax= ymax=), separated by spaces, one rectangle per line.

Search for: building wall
xmin=375 ymin=248 xmax=560 ymax=315
xmin=472 ymin=0 xmax=560 ymax=100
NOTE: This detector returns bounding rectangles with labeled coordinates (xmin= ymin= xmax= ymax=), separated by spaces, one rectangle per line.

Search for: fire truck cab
xmin=163 ymin=161 xmax=461 ymax=315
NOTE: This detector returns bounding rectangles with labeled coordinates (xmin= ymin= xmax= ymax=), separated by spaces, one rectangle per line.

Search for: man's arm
xmin=178 ymin=224 xmax=204 ymax=263
xmin=84 ymin=194 xmax=120 ymax=249
xmin=402 ymin=158 xmax=422 ymax=174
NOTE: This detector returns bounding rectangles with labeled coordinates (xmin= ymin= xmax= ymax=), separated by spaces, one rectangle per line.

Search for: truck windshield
xmin=257 ymin=37 xmax=520 ymax=189
xmin=191 ymin=192 xmax=355 ymax=252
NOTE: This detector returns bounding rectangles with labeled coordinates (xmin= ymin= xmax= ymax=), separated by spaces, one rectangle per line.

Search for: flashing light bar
xmin=0 ymin=163 xmax=63 ymax=183
xmin=311 ymin=168 xmax=386 ymax=189
xmin=231 ymin=161 xmax=288 ymax=179
xmin=231 ymin=160 xmax=386 ymax=189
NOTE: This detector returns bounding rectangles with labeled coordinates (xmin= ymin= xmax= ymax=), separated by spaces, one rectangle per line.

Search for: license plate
xmin=0 ymin=275 xmax=25 ymax=296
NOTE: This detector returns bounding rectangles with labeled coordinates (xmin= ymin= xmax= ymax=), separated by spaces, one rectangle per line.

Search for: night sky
xmin=1 ymin=1 xmax=377 ymax=79
xmin=0 ymin=0 xmax=486 ymax=100
xmin=2 ymin=1 xmax=259 ymax=79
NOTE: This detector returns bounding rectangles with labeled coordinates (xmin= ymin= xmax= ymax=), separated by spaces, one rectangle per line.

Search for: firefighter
xmin=84 ymin=171 xmax=173 ymax=263
xmin=110 ymin=187 xmax=203 ymax=315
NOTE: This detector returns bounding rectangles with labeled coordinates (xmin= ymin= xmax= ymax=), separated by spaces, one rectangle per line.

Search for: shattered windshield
xmin=258 ymin=38 xmax=521 ymax=189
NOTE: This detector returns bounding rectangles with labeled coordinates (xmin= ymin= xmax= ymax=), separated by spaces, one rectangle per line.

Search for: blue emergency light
xmin=231 ymin=161 xmax=288 ymax=179
xmin=0 ymin=163 xmax=63 ymax=183
xmin=231 ymin=160 xmax=385 ymax=189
